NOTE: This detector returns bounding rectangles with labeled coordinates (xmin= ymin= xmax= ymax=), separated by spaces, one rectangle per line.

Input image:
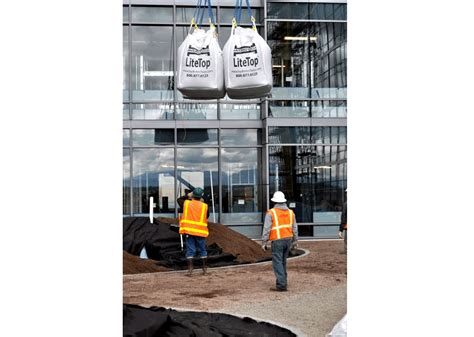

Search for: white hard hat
xmin=271 ymin=191 xmax=287 ymax=203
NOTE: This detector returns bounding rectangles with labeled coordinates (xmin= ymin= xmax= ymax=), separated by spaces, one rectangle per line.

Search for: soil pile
xmin=123 ymin=304 xmax=297 ymax=337
xmin=156 ymin=217 xmax=272 ymax=263
xmin=123 ymin=251 xmax=170 ymax=274
xmin=124 ymin=217 xmax=301 ymax=275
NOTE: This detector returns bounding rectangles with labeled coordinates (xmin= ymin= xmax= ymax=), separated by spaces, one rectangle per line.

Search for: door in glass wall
xmin=221 ymin=147 xmax=261 ymax=224
xmin=176 ymin=148 xmax=219 ymax=222
xmin=132 ymin=148 xmax=176 ymax=217
xmin=268 ymin=143 xmax=346 ymax=237
xmin=269 ymin=145 xmax=314 ymax=236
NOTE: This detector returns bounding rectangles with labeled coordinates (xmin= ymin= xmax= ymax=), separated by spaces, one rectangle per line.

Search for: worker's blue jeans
xmin=271 ymin=238 xmax=292 ymax=290
xmin=185 ymin=235 xmax=207 ymax=259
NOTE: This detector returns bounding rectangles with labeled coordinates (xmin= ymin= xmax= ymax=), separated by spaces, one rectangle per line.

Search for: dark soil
xmin=156 ymin=217 xmax=272 ymax=263
xmin=123 ymin=304 xmax=297 ymax=337
xmin=123 ymin=217 xmax=302 ymax=275
xmin=123 ymin=251 xmax=170 ymax=274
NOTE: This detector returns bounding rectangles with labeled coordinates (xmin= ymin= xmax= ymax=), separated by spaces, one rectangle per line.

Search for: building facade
xmin=123 ymin=0 xmax=347 ymax=238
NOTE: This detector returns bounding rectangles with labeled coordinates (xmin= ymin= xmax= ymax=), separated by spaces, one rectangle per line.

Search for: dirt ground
xmin=123 ymin=240 xmax=347 ymax=337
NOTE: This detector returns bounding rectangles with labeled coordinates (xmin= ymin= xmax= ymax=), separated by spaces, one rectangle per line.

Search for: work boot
xmin=201 ymin=257 xmax=208 ymax=275
xmin=187 ymin=258 xmax=194 ymax=276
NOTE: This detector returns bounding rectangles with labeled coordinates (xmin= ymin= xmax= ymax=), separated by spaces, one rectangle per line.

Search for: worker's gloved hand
xmin=261 ymin=242 xmax=267 ymax=251
xmin=291 ymin=242 xmax=298 ymax=250
xmin=338 ymin=231 xmax=343 ymax=239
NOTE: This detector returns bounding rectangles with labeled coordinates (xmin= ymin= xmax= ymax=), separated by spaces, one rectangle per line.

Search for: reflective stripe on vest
xmin=179 ymin=199 xmax=209 ymax=238
xmin=269 ymin=208 xmax=294 ymax=241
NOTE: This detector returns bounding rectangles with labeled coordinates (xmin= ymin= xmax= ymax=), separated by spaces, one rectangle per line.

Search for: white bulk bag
xmin=177 ymin=25 xmax=225 ymax=99
xmin=223 ymin=25 xmax=272 ymax=99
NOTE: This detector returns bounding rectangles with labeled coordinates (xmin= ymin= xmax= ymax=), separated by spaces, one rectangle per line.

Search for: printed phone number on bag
xmin=235 ymin=71 xmax=258 ymax=78
xmin=186 ymin=73 xmax=209 ymax=78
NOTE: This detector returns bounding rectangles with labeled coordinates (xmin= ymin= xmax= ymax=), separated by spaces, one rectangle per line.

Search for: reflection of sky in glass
xmin=123 ymin=149 xmax=130 ymax=180
xmin=133 ymin=149 xmax=174 ymax=175
xmin=177 ymin=148 xmax=218 ymax=169
xmin=221 ymin=129 xmax=259 ymax=145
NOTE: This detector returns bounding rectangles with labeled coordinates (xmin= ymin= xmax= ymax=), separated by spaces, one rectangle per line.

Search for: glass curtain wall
xmin=123 ymin=1 xmax=347 ymax=238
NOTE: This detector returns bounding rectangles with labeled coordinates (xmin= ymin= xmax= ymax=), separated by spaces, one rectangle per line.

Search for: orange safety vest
xmin=179 ymin=199 xmax=209 ymax=238
xmin=268 ymin=208 xmax=294 ymax=241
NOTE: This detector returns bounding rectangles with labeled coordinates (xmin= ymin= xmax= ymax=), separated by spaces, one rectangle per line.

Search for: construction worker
xmin=178 ymin=187 xmax=210 ymax=276
xmin=339 ymin=191 xmax=347 ymax=253
xmin=261 ymin=191 xmax=298 ymax=292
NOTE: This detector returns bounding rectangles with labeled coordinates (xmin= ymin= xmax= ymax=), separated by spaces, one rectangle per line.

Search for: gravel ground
xmin=123 ymin=240 xmax=347 ymax=337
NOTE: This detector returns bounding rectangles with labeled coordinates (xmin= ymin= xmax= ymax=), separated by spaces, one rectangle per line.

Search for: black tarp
xmin=123 ymin=304 xmax=297 ymax=337
xmin=123 ymin=217 xmax=239 ymax=269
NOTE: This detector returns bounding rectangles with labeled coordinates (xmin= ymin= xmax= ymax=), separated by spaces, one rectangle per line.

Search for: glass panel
xmin=310 ymin=23 xmax=347 ymax=99
xmin=132 ymin=148 xmax=176 ymax=217
xmin=123 ymin=149 xmax=131 ymax=215
xmin=311 ymin=127 xmax=346 ymax=144
xmin=310 ymin=3 xmax=347 ymax=20
xmin=267 ymin=22 xmax=310 ymax=99
xmin=133 ymin=129 xmax=174 ymax=146
xmin=123 ymin=103 xmax=130 ymax=120
xmin=176 ymin=6 xmax=217 ymax=24
xmin=269 ymin=100 xmax=310 ymax=118
xmin=131 ymin=6 xmax=173 ymax=22
xmin=220 ymin=7 xmax=260 ymax=24
xmin=312 ymin=100 xmax=347 ymax=118
xmin=227 ymin=225 xmax=263 ymax=239
xmin=131 ymin=26 xmax=174 ymax=101
xmin=131 ymin=103 xmax=174 ymax=120
xmin=177 ymin=129 xmax=218 ymax=145
xmin=176 ymin=148 xmax=219 ymax=222
xmin=221 ymin=129 xmax=261 ymax=146
xmin=269 ymin=127 xmax=310 ymax=144
xmin=220 ymin=103 xmax=260 ymax=119
xmin=176 ymin=103 xmax=217 ymax=120
xmin=313 ymin=225 xmax=340 ymax=239
xmin=221 ymin=148 xmax=261 ymax=223
xmin=123 ymin=6 xmax=129 ymax=22
xmin=123 ymin=26 xmax=129 ymax=102
xmin=333 ymin=3 xmax=347 ymax=20
xmin=267 ymin=2 xmax=309 ymax=20
xmin=123 ymin=129 xmax=130 ymax=146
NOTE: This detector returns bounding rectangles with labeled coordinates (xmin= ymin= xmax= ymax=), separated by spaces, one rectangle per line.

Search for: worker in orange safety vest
xmin=178 ymin=187 xmax=210 ymax=276
xmin=261 ymin=191 xmax=298 ymax=292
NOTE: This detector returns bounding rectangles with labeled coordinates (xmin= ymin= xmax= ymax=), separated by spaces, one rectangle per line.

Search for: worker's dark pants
xmin=271 ymin=238 xmax=292 ymax=290
xmin=344 ymin=230 xmax=347 ymax=253
xmin=185 ymin=235 xmax=207 ymax=259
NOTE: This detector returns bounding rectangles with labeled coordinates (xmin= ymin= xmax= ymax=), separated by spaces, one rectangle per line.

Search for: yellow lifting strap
xmin=191 ymin=17 xmax=198 ymax=29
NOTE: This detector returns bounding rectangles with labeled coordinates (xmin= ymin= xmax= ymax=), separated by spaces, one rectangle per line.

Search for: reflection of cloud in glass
xmin=177 ymin=149 xmax=218 ymax=170
xmin=221 ymin=129 xmax=258 ymax=145
xmin=123 ymin=149 xmax=130 ymax=178
xmin=133 ymin=149 xmax=174 ymax=175
xmin=222 ymin=148 xmax=257 ymax=164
